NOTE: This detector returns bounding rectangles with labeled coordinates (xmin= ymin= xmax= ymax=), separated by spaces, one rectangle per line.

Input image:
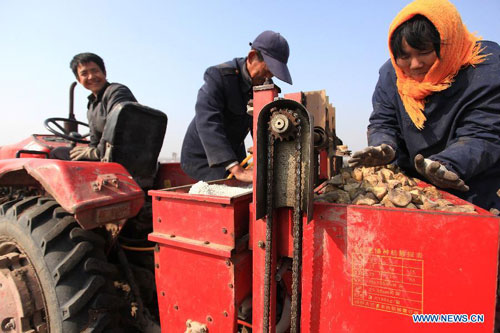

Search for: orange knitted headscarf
xmin=388 ymin=0 xmax=487 ymax=130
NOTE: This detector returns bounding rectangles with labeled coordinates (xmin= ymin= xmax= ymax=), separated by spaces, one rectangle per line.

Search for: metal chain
xmin=290 ymin=111 xmax=302 ymax=333
xmin=262 ymin=130 xmax=275 ymax=333
xmin=263 ymin=109 xmax=303 ymax=332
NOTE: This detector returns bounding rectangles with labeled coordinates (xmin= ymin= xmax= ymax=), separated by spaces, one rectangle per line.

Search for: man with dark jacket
xmin=69 ymin=52 xmax=137 ymax=160
xmin=181 ymin=31 xmax=292 ymax=182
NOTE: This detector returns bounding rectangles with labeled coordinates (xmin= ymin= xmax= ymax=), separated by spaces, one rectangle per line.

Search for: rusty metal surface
xmin=262 ymin=132 xmax=275 ymax=332
xmin=0 ymin=251 xmax=47 ymax=333
xmin=261 ymin=106 xmax=305 ymax=332
xmin=290 ymin=114 xmax=303 ymax=333
xmin=255 ymin=99 xmax=314 ymax=223
xmin=185 ymin=320 xmax=208 ymax=333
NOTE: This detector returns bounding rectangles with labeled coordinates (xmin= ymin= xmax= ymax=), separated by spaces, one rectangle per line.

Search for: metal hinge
xmin=92 ymin=174 xmax=119 ymax=192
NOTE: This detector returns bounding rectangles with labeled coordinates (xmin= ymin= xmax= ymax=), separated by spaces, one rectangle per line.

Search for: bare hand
xmin=414 ymin=154 xmax=469 ymax=192
xmin=348 ymin=144 xmax=395 ymax=167
xmin=229 ymin=164 xmax=253 ymax=183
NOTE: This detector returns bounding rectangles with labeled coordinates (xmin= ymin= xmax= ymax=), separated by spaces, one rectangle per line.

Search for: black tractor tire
xmin=0 ymin=195 xmax=120 ymax=332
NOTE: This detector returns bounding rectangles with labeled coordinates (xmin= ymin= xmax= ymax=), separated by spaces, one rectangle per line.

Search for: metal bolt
xmin=206 ymin=316 xmax=213 ymax=322
xmin=225 ymin=260 xmax=231 ymax=266
xmin=174 ymin=305 xmax=179 ymax=310
xmin=258 ymin=241 xmax=265 ymax=249
xmin=271 ymin=114 xmax=289 ymax=133
xmin=222 ymin=228 xmax=228 ymax=234
xmin=161 ymin=291 xmax=165 ymax=296
xmin=228 ymin=283 xmax=233 ymax=289
xmin=157 ymin=217 xmax=162 ymax=223
xmin=4 ymin=318 xmax=15 ymax=330
xmin=223 ymin=311 xmax=228 ymax=317
xmin=204 ymin=241 xmax=210 ymax=245
xmin=170 ymin=234 xmax=176 ymax=238
xmin=275 ymin=119 xmax=285 ymax=129
xmin=155 ymin=264 xmax=159 ymax=269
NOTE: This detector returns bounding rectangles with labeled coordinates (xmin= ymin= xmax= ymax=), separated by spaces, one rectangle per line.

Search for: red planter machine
xmin=149 ymin=84 xmax=499 ymax=332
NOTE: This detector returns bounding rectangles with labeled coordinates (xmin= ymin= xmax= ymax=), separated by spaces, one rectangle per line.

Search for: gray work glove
xmin=348 ymin=144 xmax=395 ymax=167
xmin=414 ymin=154 xmax=469 ymax=192
xmin=70 ymin=146 xmax=100 ymax=161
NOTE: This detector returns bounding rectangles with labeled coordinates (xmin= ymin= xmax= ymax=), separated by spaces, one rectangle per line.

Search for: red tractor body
xmin=0 ymin=135 xmax=145 ymax=228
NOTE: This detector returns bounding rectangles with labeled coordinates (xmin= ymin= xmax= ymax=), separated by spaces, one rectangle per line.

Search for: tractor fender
xmin=0 ymin=158 xmax=144 ymax=229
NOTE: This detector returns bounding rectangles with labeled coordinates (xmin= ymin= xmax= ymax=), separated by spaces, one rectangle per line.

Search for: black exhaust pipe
xmin=64 ymin=82 xmax=78 ymax=133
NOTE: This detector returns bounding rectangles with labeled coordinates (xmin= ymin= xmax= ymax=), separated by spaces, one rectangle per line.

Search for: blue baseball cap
xmin=250 ymin=30 xmax=292 ymax=85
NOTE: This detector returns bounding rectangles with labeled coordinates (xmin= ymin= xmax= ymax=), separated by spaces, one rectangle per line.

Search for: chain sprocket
xmin=268 ymin=108 xmax=300 ymax=141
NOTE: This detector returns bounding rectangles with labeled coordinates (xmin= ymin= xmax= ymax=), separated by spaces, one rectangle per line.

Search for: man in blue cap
xmin=181 ymin=30 xmax=292 ymax=182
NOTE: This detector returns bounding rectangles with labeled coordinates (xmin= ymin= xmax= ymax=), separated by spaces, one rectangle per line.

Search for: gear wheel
xmin=268 ymin=108 xmax=300 ymax=141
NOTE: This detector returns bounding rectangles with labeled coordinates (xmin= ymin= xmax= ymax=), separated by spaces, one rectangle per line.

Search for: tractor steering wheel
xmin=44 ymin=117 xmax=90 ymax=144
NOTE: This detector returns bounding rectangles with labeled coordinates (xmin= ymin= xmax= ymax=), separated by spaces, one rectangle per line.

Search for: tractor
xmin=0 ymin=81 xmax=498 ymax=333
xmin=0 ymin=82 xmax=187 ymax=332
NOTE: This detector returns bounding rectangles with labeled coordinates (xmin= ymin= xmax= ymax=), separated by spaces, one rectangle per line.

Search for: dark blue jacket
xmin=368 ymin=41 xmax=500 ymax=210
xmin=181 ymin=58 xmax=253 ymax=181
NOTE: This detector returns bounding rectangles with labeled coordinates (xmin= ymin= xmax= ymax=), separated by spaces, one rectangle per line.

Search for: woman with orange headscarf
xmin=348 ymin=0 xmax=500 ymax=211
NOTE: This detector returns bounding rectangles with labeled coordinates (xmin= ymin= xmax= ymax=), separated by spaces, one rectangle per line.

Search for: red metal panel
xmin=319 ymin=150 xmax=328 ymax=180
xmin=252 ymin=216 xmax=278 ymax=333
xmin=234 ymin=249 xmax=253 ymax=306
xmin=252 ymin=87 xmax=279 ymax=204
xmin=251 ymin=84 xmax=280 ymax=333
xmin=0 ymin=158 xmax=144 ymax=228
xmin=149 ymin=181 xmax=251 ymax=248
xmin=249 ymin=207 xmax=294 ymax=257
xmin=154 ymin=242 xmax=251 ymax=332
xmin=301 ymin=203 xmax=499 ymax=332
xmin=0 ymin=135 xmax=83 ymax=159
xmin=284 ymin=92 xmax=303 ymax=103
xmin=149 ymin=181 xmax=253 ymax=332
xmin=154 ymin=162 xmax=196 ymax=189
xmin=0 ymin=136 xmax=50 ymax=159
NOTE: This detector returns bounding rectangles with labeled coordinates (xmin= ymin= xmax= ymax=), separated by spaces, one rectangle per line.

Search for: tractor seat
xmin=100 ymin=102 xmax=168 ymax=189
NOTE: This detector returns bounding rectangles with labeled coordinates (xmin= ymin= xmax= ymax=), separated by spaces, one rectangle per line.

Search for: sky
xmin=1 ymin=0 xmax=499 ymax=160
